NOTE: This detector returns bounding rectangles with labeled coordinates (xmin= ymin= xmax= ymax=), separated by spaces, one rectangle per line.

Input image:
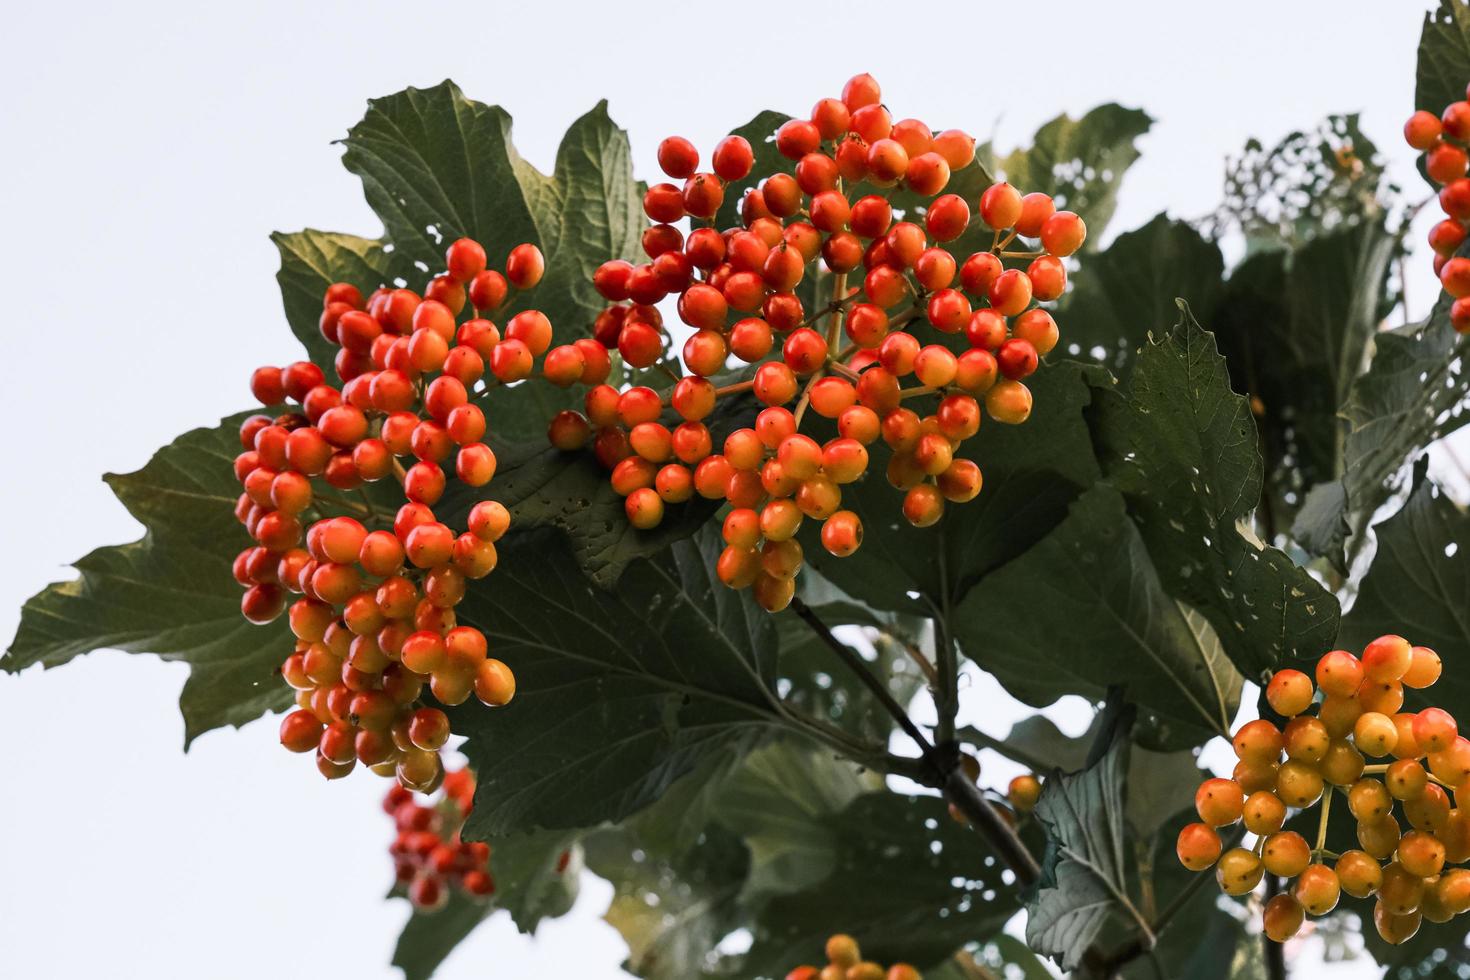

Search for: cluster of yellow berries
xmin=1176 ymin=635 xmax=1469 ymax=944
xmin=785 ymin=934 xmax=920 ymax=980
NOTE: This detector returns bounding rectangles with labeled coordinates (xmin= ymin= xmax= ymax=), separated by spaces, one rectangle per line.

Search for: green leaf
xmin=1024 ymin=721 xmax=1134 ymax=972
xmin=390 ymin=893 xmax=492 ymax=980
xmin=1213 ymin=221 xmax=1398 ymax=529
xmin=984 ymin=104 xmax=1153 ymax=246
xmin=1293 ymin=300 xmax=1470 ymax=569
xmin=1418 ymin=2 xmax=1470 ymax=137
xmin=711 ymin=741 xmax=866 ymax=903
xmin=337 ymin=81 xmax=645 ymax=440
xmin=452 ymin=527 xmax=781 ymax=838
xmin=3 ymin=415 xmax=294 ymax=745
xmin=804 ymin=359 xmax=1104 ymax=615
xmin=954 ymin=486 xmax=1240 ymax=748
xmin=272 ymin=228 xmax=407 ymax=367
xmin=732 ymin=793 xmax=1024 ymax=978
xmin=586 ymin=822 xmax=751 ymax=980
xmin=774 ymin=580 xmax=929 ymax=744
xmin=1339 ymin=469 xmax=1470 ymax=719
xmin=1087 ymin=306 xmax=1341 ymax=677
xmin=1059 ymin=214 xmax=1225 ymax=378
xmin=491 ymin=830 xmax=582 ymax=933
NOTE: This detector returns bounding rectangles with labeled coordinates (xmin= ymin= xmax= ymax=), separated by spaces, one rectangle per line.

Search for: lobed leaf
xmin=4 ymin=415 xmax=294 ymax=745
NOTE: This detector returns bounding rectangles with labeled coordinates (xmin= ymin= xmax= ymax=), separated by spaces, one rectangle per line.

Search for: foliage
xmin=13 ymin=13 xmax=1470 ymax=978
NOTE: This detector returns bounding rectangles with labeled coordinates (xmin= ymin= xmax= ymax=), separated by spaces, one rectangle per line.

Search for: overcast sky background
xmin=0 ymin=1 xmax=1446 ymax=977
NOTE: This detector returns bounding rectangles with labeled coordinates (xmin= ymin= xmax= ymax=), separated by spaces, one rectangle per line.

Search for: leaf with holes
xmin=954 ymin=486 xmax=1240 ymax=749
xmin=3 ymin=414 xmax=295 ymax=745
xmin=1086 ymin=306 xmax=1340 ymax=676
xmin=449 ymin=527 xmax=782 ymax=838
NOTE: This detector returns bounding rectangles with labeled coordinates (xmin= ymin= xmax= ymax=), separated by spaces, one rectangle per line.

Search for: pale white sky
xmin=0 ymin=1 xmax=1435 ymax=977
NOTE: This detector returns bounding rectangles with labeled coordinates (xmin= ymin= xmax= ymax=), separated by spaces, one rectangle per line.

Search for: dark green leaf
xmin=338 ymin=81 xmax=645 ymax=440
xmin=272 ymin=228 xmax=407 ymax=367
xmin=804 ymin=360 xmax=1104 ymax=615
xmin=711 ymin=741 xmax=867 ymax=903
xmin=586 ymin=822 xmax=751 ymax=980
xmin=732 ymin=793 xmax=1024 ymax=978
xmin=1293 ymin=300 xmax=1470 ymax=569
xmin=954 ymin=486 xmax=1240 ymax=748
xmin=391 ymin=893 xmax=491 ymax=980
xmin=3 ymin=415 xmax=294 ymax=745
xmin=1213 ymin=221 xmax=1398 ymax=528
xmin=1339 ymin=469 xmax=1470 ymax=719
xmin=984 ymin=104 xmax=1153 ymax=246
xmin=1024 ymin=721 xmax=1133 ymax=971
xmin=452 ymin=527 xmax=781 ymax=838
xmin=774 ymin=579 xmax=929 ymax=744
xmin=1060 ymin=214 xmax=1225 ymax=378
xmin=492 ymin=830 xmax=582 ymax=933
xmin=1087 ymin=306 xmax=1341 ymax=676
xmin=1418 ymin=2 xmax=1470 ymax=140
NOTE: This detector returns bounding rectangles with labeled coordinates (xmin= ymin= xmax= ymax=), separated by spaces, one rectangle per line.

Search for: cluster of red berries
xmin=385 ymin=766 xmax=496 ymax=910
xmin=539 ymin=72 xmax=1082 ymax=611
xmin=234 ymin=236 xmax=533 ymax=788
xmin=1406 ymin=89 xmax=1470 ymax=331
xmin=1176 ymin=635 xmax=1470 ymax=945
xmin=785 ymin=934 xmax=921 ymax=980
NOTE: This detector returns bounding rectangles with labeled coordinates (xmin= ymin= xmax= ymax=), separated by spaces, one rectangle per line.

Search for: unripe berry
xmin=1263 ymin=894 xmax=1304 ymax=942
xmin=979 ymin=182 xmax=1023 ymax=229
xmin=1216 ymin=847 xmax=1264 ymax=896
xmin=1008 ymin=774 xmax=1042 ymax=812
xmin=1403 ymin=646 xmax=1443 ymax=689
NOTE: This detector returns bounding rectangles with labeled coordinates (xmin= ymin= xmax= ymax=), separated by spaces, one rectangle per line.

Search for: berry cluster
xmin=1176 ymin=635 xmax=1470 ymax=945
xmin=1406 ymin=90 xmax=1470 ymax=330
xmin=785 ymin=934 xmax=921 ymax=980
xmin=234 ymin=237 xmax=533 ymax=788
xmin=385 ymin=766 xmax=497 ymax=910
xmin=540 ymin=72 xmax=1081 ymax=611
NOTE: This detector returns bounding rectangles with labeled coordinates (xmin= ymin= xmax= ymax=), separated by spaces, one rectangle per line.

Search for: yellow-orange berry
xmin=1216 ymin=847 xmax=1264 ymax=896
xmin=1243 ymin=791 xmax=1287 ymax=835
xmin=1263 ymin=894 xmax=1305 ymax=942
xmin=1266 ymin=668 xmax=1315 ymax=717
xmin=1176 ymin=822 xmax=1223 ymax=871
xmin=1195 ymin=777 xmax=1245 ymax=826
xmin=1362 ymin=634 xmax=1413 ymax=682
xmin=1294 ymin=864 xmax=1341 ymax=916
xmin=1336 ymin=850 xmax=1383 ymax=898
xmin=1261 ymin=830 xmax=1311 ymax=877
xmin=1275 ymin=760 xmax=1324 ymax=808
